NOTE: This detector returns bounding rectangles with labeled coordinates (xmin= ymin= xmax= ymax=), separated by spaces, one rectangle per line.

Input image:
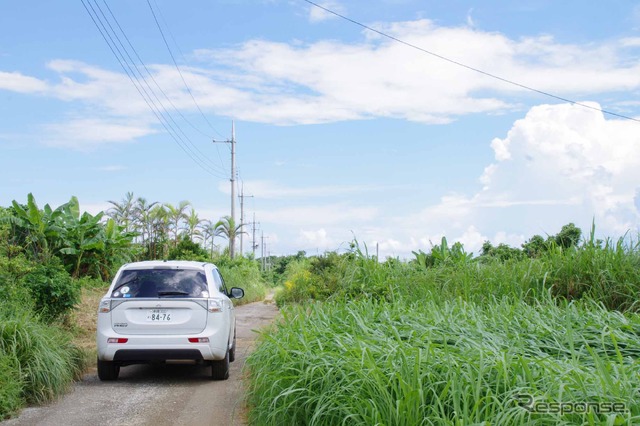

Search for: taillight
xmin=99 ymin=299 xmax=111 ymax=313
xmin=107 ymin=338 xmax=128 ymax=344
xmin=188 ymin=337 xmax=210 ymax=343
xmin=208 ymin=299 xmax=224 ymax=312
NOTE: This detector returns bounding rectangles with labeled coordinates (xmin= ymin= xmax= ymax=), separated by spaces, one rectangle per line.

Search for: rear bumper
xmin=113 ymin=349 xmax=204 ymax=362
xmin=96 ymin=328 xmax=229 ymax=362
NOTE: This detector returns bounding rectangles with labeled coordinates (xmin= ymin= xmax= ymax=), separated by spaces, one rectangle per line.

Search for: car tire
xmin=97 ymin=358 xmax=120 ymax=381
xmin=211 ymin=350 xmax=230 ymax=380
xmin=229 ymin=330 xmax=237 ymax=363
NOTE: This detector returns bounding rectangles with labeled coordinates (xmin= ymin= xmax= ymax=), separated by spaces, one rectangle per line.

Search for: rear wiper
xmin=157 ymin=290 xmax=190 ymax=297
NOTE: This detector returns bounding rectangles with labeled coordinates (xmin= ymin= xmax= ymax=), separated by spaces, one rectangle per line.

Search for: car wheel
xmin=97 ymin=358 xmax=120 ymax=381
xmin=211 ymin=350 xmax=230 ymax=380
xmin=229 ymin=330 xmax=237 ymax=363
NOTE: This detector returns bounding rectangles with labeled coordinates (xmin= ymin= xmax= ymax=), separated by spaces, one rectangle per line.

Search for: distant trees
xmin=412 ymin=223 xmax=585 ymax=267
xmin=5 ymin=193 xmax=136 ymax=280
xmin=106 ymin=193 xmax=245 ymax=260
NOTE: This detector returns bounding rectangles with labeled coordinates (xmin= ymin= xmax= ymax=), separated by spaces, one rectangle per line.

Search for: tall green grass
xmin=219 ymin=260 xmax=267 ymax=305
xmin=276 ymin=237 xmax=640 ymax=312
xmin=247 ymin=298 xmax=639 ymax=425
xmin=0 ymin=305 xmax=85 ymax=419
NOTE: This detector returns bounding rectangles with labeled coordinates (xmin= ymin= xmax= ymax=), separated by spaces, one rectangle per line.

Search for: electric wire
xmin=100 ymin=0 xmax=227 ymax=175
xmin=146 ymin=0 xmax=223 ymax=133
xmin=150 ymin=0 xmax=228 ymax=169
xmin=89 ymin=0 xmax=223 ymax=177
xmin=103 ymin=0 xmax=212 ymax=142
xmin=81 ymin=0 xmax=227 ymax=179
xmin=303 ymin=0 xmax=640 ymax=124
xmin=150 ymin=0 xmax=227 ymax=170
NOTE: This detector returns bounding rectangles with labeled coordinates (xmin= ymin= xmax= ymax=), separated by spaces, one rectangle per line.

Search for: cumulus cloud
xmin=3 ymin=18 xmax=640 ymax=141
xmin=192 ymin=19 xmax=640 ymax=125
xmin=342 ymin=103 xmax=640 ymax=258
xmin=0 ymin=71 xmax=48 ymax=93
xmin=44 ymin=118 xmax=157 ymax=150
xmin=297 ymin=228 xmax=335 ymax=250
xmin=401 ymin=103 xmax=640 ymax=255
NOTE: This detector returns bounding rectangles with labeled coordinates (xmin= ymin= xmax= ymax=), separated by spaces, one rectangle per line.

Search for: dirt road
xmin=4 ymin=298 xmax=279 ymax=426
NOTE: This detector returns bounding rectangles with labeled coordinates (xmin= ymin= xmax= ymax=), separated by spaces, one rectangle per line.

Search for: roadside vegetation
xmin=247 ymin=224 xmax=640 ymax=425
xmin=0 ymin=192 xmax=267 ymax=419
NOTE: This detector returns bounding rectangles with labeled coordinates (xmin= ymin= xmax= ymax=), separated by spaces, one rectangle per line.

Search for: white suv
xmin=96 ymin=260 xmax=244 ymax=381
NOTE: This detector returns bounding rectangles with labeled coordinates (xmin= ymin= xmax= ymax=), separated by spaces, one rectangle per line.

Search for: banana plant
xmin=55 ymin=196 xmax=106 ymax=277
xmin=9 ymin=193 xmax=64 ymax=259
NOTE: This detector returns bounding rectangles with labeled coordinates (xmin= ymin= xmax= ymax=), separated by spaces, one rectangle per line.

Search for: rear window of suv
xmin=111 ymin=269 xmax=209 ymax=298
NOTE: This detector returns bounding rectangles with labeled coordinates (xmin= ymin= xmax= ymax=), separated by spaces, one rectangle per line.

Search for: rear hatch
xmin=108 ymin=267 xmax=210 ymax=335
xmin=110 ymin=299 xmax=208 ymax=335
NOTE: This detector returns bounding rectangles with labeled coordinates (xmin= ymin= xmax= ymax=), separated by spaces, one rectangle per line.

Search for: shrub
xmin=0 ymin=254 xmax=34 ymax=310
xmin=218 ymin=257 xmax=267 ymax=305
xmin=22 ymin=259 xmax=80 ymax=321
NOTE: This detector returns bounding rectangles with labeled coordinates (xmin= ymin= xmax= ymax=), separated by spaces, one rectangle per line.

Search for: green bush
xmin=218 ymin=257 xmax=267 ymax=305
xmin=22 ymin=259 xmax=80 ymax=321
xmin=0 ymin=254 xmax=34 ymax=310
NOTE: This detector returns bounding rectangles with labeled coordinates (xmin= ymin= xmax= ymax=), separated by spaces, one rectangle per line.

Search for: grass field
xmin=248 ymin=241 xmax=640 ymax=425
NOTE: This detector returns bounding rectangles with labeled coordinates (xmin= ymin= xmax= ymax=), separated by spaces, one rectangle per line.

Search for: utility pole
xmin=238 ymin=183 xmax=253 ymax=256
xmin=260 ymin=232 xmax=269 ymax=272
xmin=251 ymin=213 xmax=260 ymax=257
xmin=213 ymin=121 xmax=237 ymax=257
xmin=260 ymin=232 xmax=264 ymax=271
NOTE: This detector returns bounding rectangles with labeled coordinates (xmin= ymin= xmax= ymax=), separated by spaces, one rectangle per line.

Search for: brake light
xmin=107 ymin=338 xmax=128 ymax=344
xmin=98 ymin=299 xmax=111 ymax=313
xmin=188 ymin=337 xmax=210 ymax=343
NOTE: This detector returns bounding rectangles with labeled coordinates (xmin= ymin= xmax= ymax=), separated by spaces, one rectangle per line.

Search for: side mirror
xmin=229 ymin=287 xmax=244 ymax=299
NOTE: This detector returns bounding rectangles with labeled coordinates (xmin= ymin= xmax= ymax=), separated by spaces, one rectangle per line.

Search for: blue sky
xmin=2 ymin=0 xmax=640 ymax=258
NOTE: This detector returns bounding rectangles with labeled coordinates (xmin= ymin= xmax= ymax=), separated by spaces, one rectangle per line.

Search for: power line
xmin=99 ymin=0 xmax=227 ymax=176
xmin=149 ymin=0 xmax=227 ymax=169
xmin=303 ymin=0 xmax=640 ymax=124
xmin=146 ymin=0 xmax=223 ymax=133
xmin=81 ymin=0 xmax=227 ymax=179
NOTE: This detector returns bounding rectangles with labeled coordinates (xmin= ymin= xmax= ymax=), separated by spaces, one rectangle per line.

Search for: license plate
xmin=146 ymin=309 xmax=171 ymax=322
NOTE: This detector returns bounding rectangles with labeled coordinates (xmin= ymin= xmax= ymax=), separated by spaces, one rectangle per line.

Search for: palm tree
xmin=201 ymin=219 xmax=223 ymax=258
xmin=133 ymin=197 xmax=158 ymax=247
xmin=165 ymin=201 xmax=191 ymax=247
xmin=185 ymin=208 xmax=203 ymax=243
xmin=215 ymin=216 xmax=245 ymax=259
xmin=149 ymin=204 xmax=169 ymax=259
xmin=107 ymin=192 xmax=135 ymax=233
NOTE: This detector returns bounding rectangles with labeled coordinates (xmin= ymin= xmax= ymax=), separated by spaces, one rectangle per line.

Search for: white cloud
xmin=44 ymin=118 xmax=157 ymax=150
xmin=402 ymin=103 xmax=640 ymax=253
xmin=193 ymin=20 xmax=640 ymax=124
xmin=3 ymin=19 xmax=640 ymax=136
xmin=297 ymin=228 xmax=335 ymax=250
xmin=0 ymin=71 xmax=48 ymax=93
xmin=328 ymin=103 xmax=640 ymax=259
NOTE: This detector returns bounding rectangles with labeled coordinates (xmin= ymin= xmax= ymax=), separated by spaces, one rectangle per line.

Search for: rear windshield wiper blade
xmin=157 ymin=290 xmax=190 ymax=297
